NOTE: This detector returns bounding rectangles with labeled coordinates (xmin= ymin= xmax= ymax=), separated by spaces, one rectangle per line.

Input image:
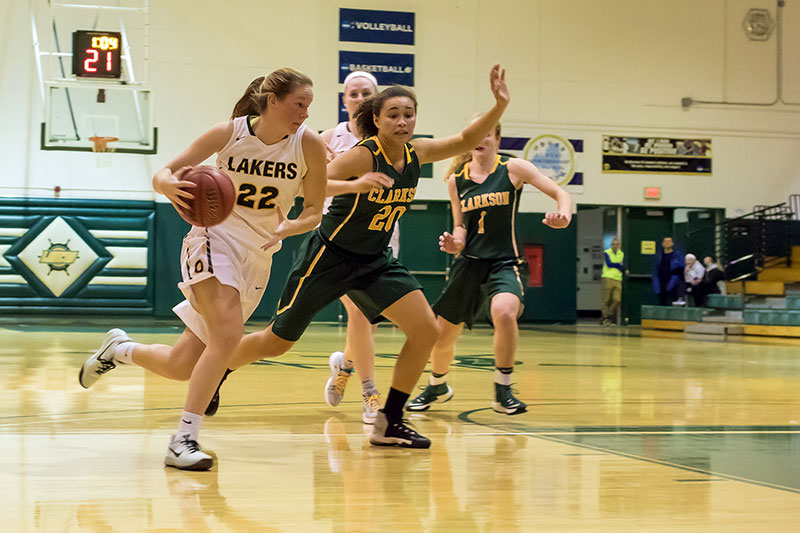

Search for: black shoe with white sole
xmin=370 ymin=411 xmax=431 ymax=449
xmin=492 ymin=383 xmax=527 ymax=415
xmin=205 ymin=368 xmax=233 ymax=416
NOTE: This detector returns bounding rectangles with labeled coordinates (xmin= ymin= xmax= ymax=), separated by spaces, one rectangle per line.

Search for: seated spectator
xmin=703 ymin=256 xmax=726 ymax=296
xmin=684 ymin=254 xmax=706 ymax=306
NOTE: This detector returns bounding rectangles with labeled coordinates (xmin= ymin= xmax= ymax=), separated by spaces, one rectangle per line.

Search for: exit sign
xmin=644 ymin=187 xmax=661 ymax=199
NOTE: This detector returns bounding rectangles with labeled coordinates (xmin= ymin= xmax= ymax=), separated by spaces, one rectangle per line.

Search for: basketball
xmin=179 ymin=166 xmax=235 ymax=227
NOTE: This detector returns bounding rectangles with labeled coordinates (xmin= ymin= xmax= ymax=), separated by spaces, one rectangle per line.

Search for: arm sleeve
xmin=605 ymin=252 xmax=624 ymax=271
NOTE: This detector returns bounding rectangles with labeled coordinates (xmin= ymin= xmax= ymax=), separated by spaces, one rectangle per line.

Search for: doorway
xmin=576 ymin=205 xmax=620 ymax=320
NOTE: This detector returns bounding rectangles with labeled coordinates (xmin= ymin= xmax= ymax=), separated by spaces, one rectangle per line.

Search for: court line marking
xmin=675 ymin=478 xmax=727 ymax=482
xmin=3 ymin=399 xmax=800 ymax=422
xmin=447 ymin=429 xmax=800 ymax=436
xmin=458 ymin=408 xmax=800 ymax=495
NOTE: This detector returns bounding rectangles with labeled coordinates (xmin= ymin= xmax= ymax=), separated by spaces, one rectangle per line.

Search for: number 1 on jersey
xmin=478 ymin=210 xmax=487 ymax=234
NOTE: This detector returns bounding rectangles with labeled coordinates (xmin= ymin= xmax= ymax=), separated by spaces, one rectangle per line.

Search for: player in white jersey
xmin=319 ymin=71 xmax=394 ymax=424
xmin=78 ymin=68 xmax=327 ymax=471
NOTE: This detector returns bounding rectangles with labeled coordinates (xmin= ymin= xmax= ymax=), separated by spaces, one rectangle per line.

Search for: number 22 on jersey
xmin=237 ymin=183 xmax=279 ymax=209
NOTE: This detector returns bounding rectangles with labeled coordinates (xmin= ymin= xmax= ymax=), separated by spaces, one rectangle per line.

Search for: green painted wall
xmin=153 ymin=200 xmax=577 ymax=324
xmin=516 ymin=213 xmax=577 ymax=323
xmin=153 ymin=203 xmax=190 ymax=317
xmin=153 ymin=200 xmax=341 ymax=322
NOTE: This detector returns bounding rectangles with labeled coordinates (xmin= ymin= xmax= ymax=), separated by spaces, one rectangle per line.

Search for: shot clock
xmin=72 ymin=30 xmax=122 ymax=79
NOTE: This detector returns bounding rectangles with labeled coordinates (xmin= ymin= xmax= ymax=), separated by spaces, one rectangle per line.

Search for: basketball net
xmin=89 ymin=136 xmax=119 ymax=168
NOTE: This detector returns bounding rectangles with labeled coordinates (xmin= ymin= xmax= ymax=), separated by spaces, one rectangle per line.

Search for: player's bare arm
xmin=325 ymin=144 xmax=393 ymax=196
xmin=153 ymin=121 xmax=232 ymax=212
xmin=411 ymin=65 xmax=509 ymax=164
xmin=508 ymin=158 xmax=572 ymax=229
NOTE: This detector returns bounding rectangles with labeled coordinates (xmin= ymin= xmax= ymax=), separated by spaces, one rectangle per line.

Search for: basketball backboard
xmin=31 ymin=0 xmax=156 ymax=153
xmin=42 ymin=80 xmax=155 ymax=153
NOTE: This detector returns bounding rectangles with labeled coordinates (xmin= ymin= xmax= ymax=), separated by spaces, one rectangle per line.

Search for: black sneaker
xmin=405 ymin=383 xmax=454 ymax=411
xmin=205 ymin=368 xmax=233 ymax=416
xmin=492 ymin=383 xmax=527 ymax=415
xmin=370 ymin=411 xmax=431 ymax=449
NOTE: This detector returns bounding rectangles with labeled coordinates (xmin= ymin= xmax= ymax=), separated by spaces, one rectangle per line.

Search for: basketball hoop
xmin=89 ymin=136 xmax=118 ymax=168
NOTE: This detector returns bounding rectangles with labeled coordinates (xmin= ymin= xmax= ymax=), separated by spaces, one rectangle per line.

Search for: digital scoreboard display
xmin=72 ymin=30 xmax=122 ymax=79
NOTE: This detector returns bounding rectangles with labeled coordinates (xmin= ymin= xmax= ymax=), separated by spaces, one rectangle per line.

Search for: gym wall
xmin=1 ymin=0 xmax=798 ymax=320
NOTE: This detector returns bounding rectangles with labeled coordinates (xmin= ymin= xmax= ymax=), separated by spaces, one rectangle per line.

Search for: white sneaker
xmin=324 ymin=351 xmax=352 ymax=407
xmin=164 ymin=434 xmax=213 ymax=471
xmin=78 ymin=328 xmax=132 ymax=389
xmin=362 ymin=392 xmax=381 ymax=424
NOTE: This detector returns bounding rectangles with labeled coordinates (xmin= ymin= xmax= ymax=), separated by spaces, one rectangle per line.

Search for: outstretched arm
xmin=508 ymin=158 xmax=572 ymax=229
xmin=411 ymin=65 xmax=510 ymax=165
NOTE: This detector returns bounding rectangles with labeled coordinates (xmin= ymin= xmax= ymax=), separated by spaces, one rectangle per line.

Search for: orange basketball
xmin=179 ymin=166 xmax=236 ymax=227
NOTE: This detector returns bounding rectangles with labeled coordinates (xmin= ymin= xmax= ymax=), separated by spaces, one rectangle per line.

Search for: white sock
xmin=495 ymin=368 xmax=513 ymax=386
xmin=430 ymin=373 xmax=447 ymax=386
xmin=335 ymin=351 xmax=354 ymax=371
xmin=176 ymin=411 xmax=203 ymax=442
xmin=114 ymin=342 xmax=139 ymax=364
xmin=361 ymin=377 xmax=378 ymax=396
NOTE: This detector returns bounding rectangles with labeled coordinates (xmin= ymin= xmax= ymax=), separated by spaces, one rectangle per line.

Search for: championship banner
xmin=339 ymin=8 xmax=415 ymax=45
xmin=499 ymin=134 xmax=584 ymax=192
xmin=602 ymin=136 xmax=712 ymax=175
xmin=339 ymin=50 xmax=414 ymax=86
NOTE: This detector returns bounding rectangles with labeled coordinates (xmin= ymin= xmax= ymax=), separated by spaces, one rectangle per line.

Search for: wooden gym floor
xmin=1 ymin=317 xmax=799 ymax=531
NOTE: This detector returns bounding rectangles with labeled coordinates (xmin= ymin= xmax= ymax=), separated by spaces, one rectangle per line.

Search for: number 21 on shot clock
xmin=72 ymin=30 xmax=122 ymax=79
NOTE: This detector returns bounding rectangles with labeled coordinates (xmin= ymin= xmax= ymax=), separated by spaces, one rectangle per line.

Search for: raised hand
xmin=350 ymin=172 xmax=394 ymax=194
xmin=439 ymin=231 xmax=464 ymax=254
xmin=542 ymin=212 xmax=571 ymax=229
xmin=489 ymin=64 xmax=509 ymax=107
xmin=261 ymin=204 xmax=287 ymax=251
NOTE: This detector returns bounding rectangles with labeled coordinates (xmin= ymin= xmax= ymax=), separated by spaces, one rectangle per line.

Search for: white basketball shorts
xmin=172 ymin=226 xmax=272 ymax=344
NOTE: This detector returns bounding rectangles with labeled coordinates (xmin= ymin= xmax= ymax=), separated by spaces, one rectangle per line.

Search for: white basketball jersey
xmin=323 ymin=122 xmax=360 ymax=214
xmin=328 ymin=121 xmax=359 ymax=154
xmin=214 ymin=116 xmax=308 ymax=250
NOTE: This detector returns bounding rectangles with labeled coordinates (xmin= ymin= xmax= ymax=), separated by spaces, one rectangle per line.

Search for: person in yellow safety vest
xmin=601 ymin=238 xmax=624 ymax=326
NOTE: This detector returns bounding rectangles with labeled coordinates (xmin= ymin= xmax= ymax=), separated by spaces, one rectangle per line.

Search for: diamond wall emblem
xmin=4 ymin=216 xmax=111 ymax=298
xmin=16 ymin=217 xmax=99 ymax=296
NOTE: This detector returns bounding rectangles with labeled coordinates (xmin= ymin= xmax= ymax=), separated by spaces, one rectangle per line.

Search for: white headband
xmin=344 ymin=71 xmax=379 ymax=91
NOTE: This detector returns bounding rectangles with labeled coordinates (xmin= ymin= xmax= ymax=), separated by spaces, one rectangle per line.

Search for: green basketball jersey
xmin=319 ymin=137 xmax=420 ymax=257
xmin=456 ymin=155 xmax=522 ymax=259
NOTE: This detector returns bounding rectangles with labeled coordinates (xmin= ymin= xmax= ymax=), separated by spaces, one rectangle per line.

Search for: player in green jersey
xmin=407 ymin=119 xmax=572 ymax=415
xmin=215 ymin=65 xmax=511 ymax=448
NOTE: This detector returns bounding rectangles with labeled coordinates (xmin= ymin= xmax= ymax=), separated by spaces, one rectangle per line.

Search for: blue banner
xmin=340 ymin=8 xmax=415 ymax=45
xmin=338 ymin=93 xmax=348 ymax=123
xmin=339 ymin=50 xmax=414 ymax=86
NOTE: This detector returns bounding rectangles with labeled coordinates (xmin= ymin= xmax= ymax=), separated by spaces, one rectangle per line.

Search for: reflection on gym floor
xmin=1 ymin=321 xmax=799 ymax=531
